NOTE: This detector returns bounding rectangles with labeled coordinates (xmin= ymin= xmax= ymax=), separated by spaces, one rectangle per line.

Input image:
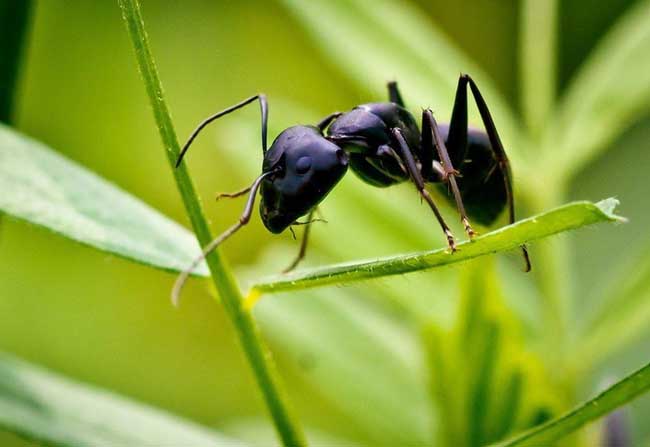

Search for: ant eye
xmin=295 ymin=156 xmax=312 ymax=174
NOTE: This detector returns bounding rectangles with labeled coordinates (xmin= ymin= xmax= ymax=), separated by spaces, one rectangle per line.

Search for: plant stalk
xmin=117 ymin=1 xmax=306 ymax=445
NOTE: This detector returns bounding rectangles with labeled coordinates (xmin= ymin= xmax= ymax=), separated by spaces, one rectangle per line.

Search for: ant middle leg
xmin=391 ymin=128 xmax=456 ymax=252
xmin=422 ymin=109 xmax=476 ymax=239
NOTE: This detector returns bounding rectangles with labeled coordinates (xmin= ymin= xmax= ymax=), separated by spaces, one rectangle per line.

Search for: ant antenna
xmin=175 ymin=94 xmax=268 ymax=168
xmin=171 ymin=170 xmax=273 ymax=306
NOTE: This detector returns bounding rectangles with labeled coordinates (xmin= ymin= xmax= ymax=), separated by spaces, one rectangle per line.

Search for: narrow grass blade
xmin=0 ymin=352 xmax=245 ymax=447
xmin=519 ymin=0 xmax=557 ymax=137
xmin=468 ymin=321 xmax=500 ymax=447
xmin=0 ymin=0 xmax=32 ymax=123
xmin=491 ymin=370 xmax=524 ymax=441
xmin=424 ymin=324 xmax=461 ymax=447
xmin=543 ymin=0 xmax=650 ymax=180
xmin=0 ymin=124 xmax=209 ymax=276
xmin=117 ymin=1 xmax=305 ymax=445
xmin=248 ymin=199 xmax=624 ymax=298
xmin=498 ymin=360 xmax=650 ymax=446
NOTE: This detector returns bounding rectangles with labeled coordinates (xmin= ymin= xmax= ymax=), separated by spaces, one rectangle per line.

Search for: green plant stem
xmin=0 ymin=0 xmax=32 ymax=123
xmin=498 ymin=360 xmax=650 ymax=446
xmin=117 ymin=1 xmax=305 ymax=445
xmin=519 ymin=0 xmax=557 ymax=138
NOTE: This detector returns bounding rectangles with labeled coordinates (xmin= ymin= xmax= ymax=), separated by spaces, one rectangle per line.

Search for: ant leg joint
xmin=445 ymin=228 xmax=457 ymax=252
xmin=462 ymin=217 xmax=477 ymax=239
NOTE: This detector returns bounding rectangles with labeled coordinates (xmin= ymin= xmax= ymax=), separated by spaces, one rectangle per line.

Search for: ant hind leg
xmin=462 ymin=74 xmax=531 ymax=271
xmin=387 ymin=81 xmax=405 ymax=107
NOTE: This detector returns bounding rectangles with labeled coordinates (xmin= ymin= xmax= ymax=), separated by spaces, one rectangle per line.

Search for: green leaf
xmin=0 ymin=123 xmax=209 ymax=276
xmin=247 ymin=199 xmax=624 ymax=298
xmin=542 ymin=0 xmax=650 ymax=180
xmin=0 ymin=352 xmax=244 ymax=447
xmin=498 ymin=359 xmax=650 ymax=446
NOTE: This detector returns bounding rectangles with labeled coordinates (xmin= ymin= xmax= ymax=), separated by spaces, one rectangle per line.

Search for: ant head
xmin=260 ymin=125 xmax=348 ymax=233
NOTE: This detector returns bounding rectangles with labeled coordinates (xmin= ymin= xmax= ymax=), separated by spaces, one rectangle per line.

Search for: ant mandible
xmin=172 ymin=74 xmax=531 ymax=303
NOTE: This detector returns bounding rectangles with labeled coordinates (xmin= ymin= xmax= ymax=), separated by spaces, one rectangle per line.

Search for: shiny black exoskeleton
xmin=260 ymin=125 xmax=348 ymax=233
xmin=171 ymin=74 xmax=530 ymax=303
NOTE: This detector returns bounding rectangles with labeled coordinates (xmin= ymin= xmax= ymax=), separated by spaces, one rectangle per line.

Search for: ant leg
xmin=422 ymin=109 xmax=476 ymax=239
xmin=171 ymin=171 xmax=273 ymax=306
xmin=283 ymin=209 xmax=316 ymax=273
xmin=463 ymin=74 xmax=531 ymax=271
xmin=215 ymin=185 xmax=251 ymax=201
xmin=445 ymin=75 xmax=470 ymax=168
xmin=317 ymin=112 xmax=343 ymax=132
xmin=176 ymin=94 xmax=269 ymax=167
xmin=387 ymin=81 xmax=405 ymax=107
xmin=391 ymin=128 xmax=456 ymax=252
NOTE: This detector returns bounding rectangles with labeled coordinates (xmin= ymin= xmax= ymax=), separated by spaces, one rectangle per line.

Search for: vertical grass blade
xmin=468 ymin=322 xmax=500 ymax=447
xmin=0 ymin=0 xmax=32 ymax=123
xmin=117 ymin=1 xmax=305 ymax=445
xmin=519 ymin=0 xmax=557 ymax=137
xmin=491 ymin=370 xmax=524 ymax=441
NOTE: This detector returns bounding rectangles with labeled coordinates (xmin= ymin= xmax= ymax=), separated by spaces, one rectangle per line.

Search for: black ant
xmin=172 ymin=74 xmax=531 ymax=303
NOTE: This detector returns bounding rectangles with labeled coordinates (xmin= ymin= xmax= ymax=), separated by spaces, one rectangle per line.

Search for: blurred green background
xmin=2 ymin=0 xmax=650 ymax=445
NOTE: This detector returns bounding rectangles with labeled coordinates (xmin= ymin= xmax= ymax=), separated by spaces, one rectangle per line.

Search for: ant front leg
xmin=171 ymin=171 xmax=273 ymax=306
xmin=422 ymin=109 xmax=476 ymax=239
xmin=391 ymin=128 xmax=456 ymax=252
xmin=215 ymin=185 xmax=252 ymax=201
